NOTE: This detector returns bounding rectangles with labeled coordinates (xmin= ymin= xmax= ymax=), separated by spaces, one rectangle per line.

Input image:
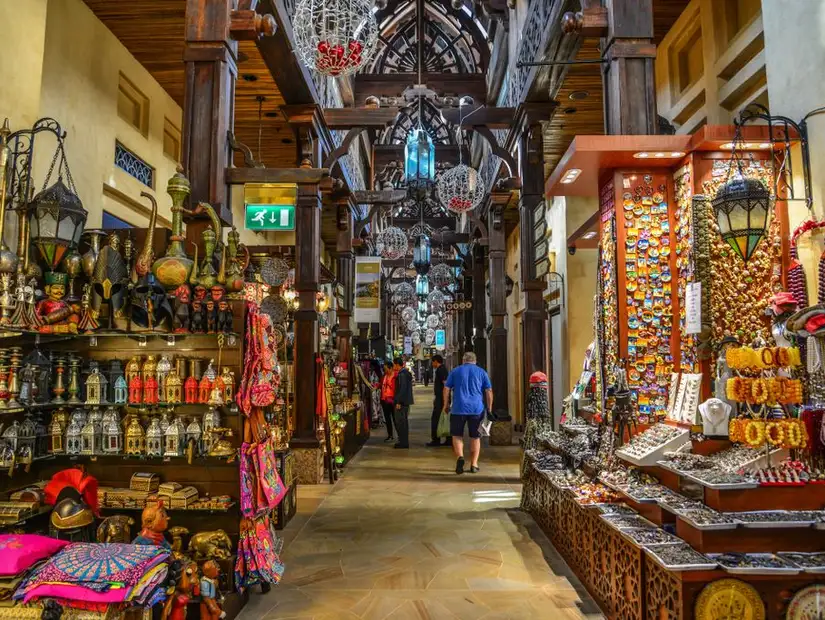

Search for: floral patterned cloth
xmin=235 ymin=514 xmax=284 ymax=589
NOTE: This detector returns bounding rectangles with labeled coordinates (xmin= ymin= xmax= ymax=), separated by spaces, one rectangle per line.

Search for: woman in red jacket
xmin=380 ymin=361 xmax=396 ymax=442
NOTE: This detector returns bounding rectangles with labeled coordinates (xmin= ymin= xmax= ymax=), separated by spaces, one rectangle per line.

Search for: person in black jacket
xmin=426 ymin=355 xmax=449 ymax=447
xmin=392 ymin=357 xmax=414 ymax=449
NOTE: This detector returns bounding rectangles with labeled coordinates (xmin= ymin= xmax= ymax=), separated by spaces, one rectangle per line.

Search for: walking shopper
xmin=443 ymin=351 xmax=493 ymax=474
xmin=426 ymin=355 xmax=450 ymax=447
xmin=393 ymin=357 xmax=414 ymax=449
xmin=380 ymin=360 xmax=396 ymax=442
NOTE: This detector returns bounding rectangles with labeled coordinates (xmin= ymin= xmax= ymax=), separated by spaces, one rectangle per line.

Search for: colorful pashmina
xmin=234 ymin=514 xmax=285 ymax=589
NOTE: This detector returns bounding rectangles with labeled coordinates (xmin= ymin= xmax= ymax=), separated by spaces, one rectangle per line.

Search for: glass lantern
xmin=405 ymin=127 xmax=435 ymax=187
xmin=711 ymin=172 xmax=771 ymax=262
xmin=102 ymin=418 xmax=122 ymax=454
xmin=113 ymin=376 xmax=128 ymax=405
xmin=156 ymin=355 xmax=172 ymax=402
xmin=65 ymin=417 xmax=82 ymax=455
xmin=125 ymin=415 xmax=145 ymax=456
xmin=164 ymin=418 xmax=185 ymax=457
xmin=186 ymin=417 xmax=202 ymax=455
xmin=27 ymin=178 xmax=88 ymax=273
xmin=80 ymin=418 xmax=101 ymax=455
xmin=145 ymin=417 xmax=163 ymax=457
xmin=128 ymin=375 xmax=143 ymax=405
xmin=198 ymin=375 xmax=212 ymax=405
xmin=415 ymin=275 xmax=429 ymax=298
xmin=413 ymin=233 xmax=431 ymax=275
xmin=48 ymin=408 xmax=68 ymax=454
xmin=2 ymin=421 xmax=19 ymax=452
xmin=125 ymin=356 xmax=142 ymax=385
xmin=85 ymin=367 xmax=108 ymax=405
xmin=165 ymin=367 xmax=183 ymax=405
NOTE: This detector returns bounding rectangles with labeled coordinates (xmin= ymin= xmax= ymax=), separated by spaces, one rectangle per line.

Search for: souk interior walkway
xmin=239 ymin=386 xmax=603 ymax=620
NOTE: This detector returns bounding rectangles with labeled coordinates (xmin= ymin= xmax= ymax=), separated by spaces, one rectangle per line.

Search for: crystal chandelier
xmin=292 ymin=0 xmax=378 ymax=77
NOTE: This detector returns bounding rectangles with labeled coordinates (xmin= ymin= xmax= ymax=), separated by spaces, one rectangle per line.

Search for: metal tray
xmin=727 ymin=510 xmax=816 ymax=529
xmin=644 ymin=544 xmax=718 ymax=572
xmin=677 ymin=510 xmax=740 ymax=531
xmin=601 ymin=514 xmax=656 ymax=530
xmin=620 ymin=527 xmax=682 ymax=547
xmin=778 ymin=552 xmax=825 ymax=574
xmin=683 ymin=471 xmax=758 ymax=491
xmin=708 ymin=553 xmax=801 ymax=575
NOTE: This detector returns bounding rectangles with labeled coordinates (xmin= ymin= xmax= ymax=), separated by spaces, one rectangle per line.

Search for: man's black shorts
xmin=450 ymin=413 xmax=484 ymax=438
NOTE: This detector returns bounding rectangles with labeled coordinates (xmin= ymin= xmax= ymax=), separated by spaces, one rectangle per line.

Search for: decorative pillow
xmin=0 ymin=534 xmax=69 ymax=576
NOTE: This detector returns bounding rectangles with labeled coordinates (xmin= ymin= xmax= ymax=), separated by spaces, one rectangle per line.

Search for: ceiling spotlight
xmin=582 ymin=231 xmax=597 ymax=240
xmin=241 ymin=74 xmax=258 ymax=82
xmin=634 ymin=152 xmax=650 ymax=158
xmin=560 ymin=169 xmax=581 ymax=184
xmin=633 ymin=151 xmax=684 ymax=159
xmin=568 ymin=90 xmax=589 ymax=100
xmin=564 ymin=107 xmax=577 ymax=115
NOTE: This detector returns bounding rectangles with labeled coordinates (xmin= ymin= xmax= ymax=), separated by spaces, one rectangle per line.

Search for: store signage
xmin=435 ymin=329 xmax=446 ymax=350
xmin=354 ymin=257 xmax=382 ymax=324
xmin=685 ymin=282 xmax=702 ymax=334
xmin=403 ymin=336 xmax=413 ymax=354
xmin=243 ymin=183 xmax=297 ymax=231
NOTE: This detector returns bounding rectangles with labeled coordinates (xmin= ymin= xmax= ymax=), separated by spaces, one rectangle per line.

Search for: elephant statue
xmin=188 ymin=529 xmax=232 ymax=561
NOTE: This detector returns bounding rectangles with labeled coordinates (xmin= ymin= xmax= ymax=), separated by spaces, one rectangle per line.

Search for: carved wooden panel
xmin=645 ymin=555 xmax=683 ymax=620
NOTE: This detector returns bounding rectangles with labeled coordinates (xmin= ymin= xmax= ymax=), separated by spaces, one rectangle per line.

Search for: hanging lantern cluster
xmin=430 ymin=262 xmax=454 ymax=289
xmin=425 ymin=328 xmax=436 ymax=345
xmin=378 ymin=226 xmax=408 ymax=260
xmin=392 ymin=281 xmax=415 ymax=304
xmin=292 ymin=0 xmax=379 ymax=77
xmin=436 ymin=164 xmax=484 ymax=214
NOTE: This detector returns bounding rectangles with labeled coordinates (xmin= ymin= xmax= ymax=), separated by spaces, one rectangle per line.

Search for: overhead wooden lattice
xmin=382 ymin=99 xmax=455 ymax=145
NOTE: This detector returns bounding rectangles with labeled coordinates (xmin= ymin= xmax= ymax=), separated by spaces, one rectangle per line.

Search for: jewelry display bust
xmin=698 ymin=398 xmax=732 ymax=438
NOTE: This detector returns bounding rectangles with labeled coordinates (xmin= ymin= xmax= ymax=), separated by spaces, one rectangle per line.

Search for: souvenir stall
xmin=522 ymin=115 xmax=825 ymax=619
xmin=0 ymin=119 xmax=292 ymax=618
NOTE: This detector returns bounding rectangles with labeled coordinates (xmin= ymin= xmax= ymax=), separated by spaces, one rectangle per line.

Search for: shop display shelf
xmin=675 ymin=510 xmax=739 ymax=531
xmin=708 ymin=553 xmax=801 ymax=575
xmin=643 ymin=543 xmax=718 ymax=572
xmin=601 ymin=513 xmax=657 ymax=530
xmin=777 ymin=552 xmax=825 ymax=574
xmin=619 ymin=527 xmax=682 ymax=547
xmin=727 ymin=510 xmax=818 ymax=529
xmin=682 ymin=471 xmax=758 ymax=491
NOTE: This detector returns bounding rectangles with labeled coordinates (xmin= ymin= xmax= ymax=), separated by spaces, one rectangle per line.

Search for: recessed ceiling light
xmin=568 ymin=90 xmax=589 ymax=101
xmin=634 ymin=152 xmax=650 ymax=159
xmin=758 ymin=142 xmax=771 ymax=148
xmin=670 ymin=152 xmax=684 ymax=157
xmin=633 ymin=151 xmax=684 ymax=159
xmin=241 ymin=74 xmax=258 ymax=82
xmin=582 ymin=231 xmax=597 ymax=240
xmin=560 ymin=168 xmax=581 ymax=184
xmin=720 ymin=142 xmax=772 ymax=150
xmin=264 ymin=111 xmax=279 ymax=118
xmin=654 ymin=152 xmax=666 ymax=158
xmin=564 ymin=107 xmax=577 ymax=115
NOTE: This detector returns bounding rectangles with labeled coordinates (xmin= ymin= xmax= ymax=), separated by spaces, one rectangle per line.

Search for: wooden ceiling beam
xmin=441 ymin=107 xmax=516 ymax=128
xmin=392 ymin=217 xmax=457 ymax=230
xmin=354 ymin=73 xmax=487 ymax=104
xmin=323 ymin=108 xmax=400 ymax=129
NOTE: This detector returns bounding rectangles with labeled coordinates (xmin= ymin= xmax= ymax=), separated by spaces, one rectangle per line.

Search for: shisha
xmin=612 ymin=364 xmax=636 ymax=448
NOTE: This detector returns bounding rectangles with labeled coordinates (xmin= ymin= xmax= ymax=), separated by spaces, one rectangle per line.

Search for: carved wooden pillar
xmin=463 ymin=272 xmax=474 ymax=355
xmin=182 ymin=0 xmax=236 ymax=223
xmin=487 ymin=206 xmax=508 ymax=417
xmin=472 ymin=245 xmax=488 ymax=369
xmin=290 ymin=175 xmax=323 ymax=483
xmin=602 ymin=0 xmax=657 ymax=135
xmin=335 ymin=204 xmax=354 ymax=395
xmin=519 ymin=122 xmax=548 ymax=395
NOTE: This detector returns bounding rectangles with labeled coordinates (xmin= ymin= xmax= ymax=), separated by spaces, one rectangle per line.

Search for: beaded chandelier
xmin=377 ymin=226 xmax=408 ymax=260
xmin=436 ymin=164 xmax=484 ymax=214
xmin=430 ymin=262 xmax=454 ymax=288
xmin=293 ymin=0 xmax=378 ymax=77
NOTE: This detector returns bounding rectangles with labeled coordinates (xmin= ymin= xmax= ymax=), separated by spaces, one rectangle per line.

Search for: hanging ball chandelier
xmin=430 ymin=262 xmax=454 ymax=288
xmin=401 ymin=306 xmax=416 ymax=322
xmin=293 ymin=0 xmax=379 ymax=77
xmin=427 ymin=289 xmax=446 ymax=309
xmin=411 ymin=331 xmax=422 ymax=345
xmin=425 ymin=328 xmax=436 ymax=345
xmin=392 ymin=281 xmax=416 ymax=304
xmin=436 ymin=164 xmax=484 ymax=214
xmin=426 ymin=314 xmax=440 ymax=329
xmin=377 ymin=226 xmax=408 ymax=260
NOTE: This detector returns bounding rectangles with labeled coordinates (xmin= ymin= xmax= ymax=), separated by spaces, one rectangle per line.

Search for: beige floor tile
xmin=237 ymin=386 xmax=600 ymax=620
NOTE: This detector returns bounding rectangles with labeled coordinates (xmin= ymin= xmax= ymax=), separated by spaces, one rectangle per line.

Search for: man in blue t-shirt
xmin=443 ymin=351 xmax=493 ymax=474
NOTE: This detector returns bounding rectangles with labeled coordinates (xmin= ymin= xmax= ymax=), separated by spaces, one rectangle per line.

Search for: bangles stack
xmin=729 ymin=418 xmax=809 ymax=449
xmin=725 ymin=376 xmax=803 ymax=405
xmin=726 ymin=346 xmax=801 ymax=370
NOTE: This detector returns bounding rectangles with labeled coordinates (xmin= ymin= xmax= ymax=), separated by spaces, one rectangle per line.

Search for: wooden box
xmin=129 ymin=472 xmax=160 ymax=493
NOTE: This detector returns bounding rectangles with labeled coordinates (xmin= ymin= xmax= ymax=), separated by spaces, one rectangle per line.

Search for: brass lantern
xmin=65 ymin=416 xmax=82 ymax=455
xmin=48 ymin=408 xmax=68 ymax=454
xmin=125 ymin=415 xmax=145 ymax=456
xmin=102 ymin=417 xmax=122 ymax=454
xmin=85 ymin=367 xmax=107 ymax=405
xmin=711 ymin=172 xmax=771 ymax=262
xmin=164 ymin=367 xmax=183 ymax=405
xmin=28 ymin=178 xmax=87 ymax=272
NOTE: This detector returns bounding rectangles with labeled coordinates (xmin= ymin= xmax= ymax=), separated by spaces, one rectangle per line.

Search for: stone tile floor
xmin=239 ymin=386 xmax=603 ymax=620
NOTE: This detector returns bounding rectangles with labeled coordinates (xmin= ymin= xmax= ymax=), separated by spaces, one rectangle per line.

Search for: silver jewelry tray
xmin=727 ymin=510 xmax=816 ymax=529
xmin=677 ymin=511 xmax=740 ymax=531
xmin=777 ymin=552 xmax=825 ymax=574
xmin=682 ymin=471 xmax=758 ymax=491
xmin=619 ymin=527 xmax=682 ymax=547
xmin=600 ymin=513 xmax=656 ymax=530
xmin=708 ymin=553 xmax=801 ymax=575
xmin=643 ymin=544 xmax=718 ymax=572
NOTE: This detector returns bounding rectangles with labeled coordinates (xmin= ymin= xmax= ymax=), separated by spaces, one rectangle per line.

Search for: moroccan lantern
xmin=711 ymin=172 xmax=771 ymax=262
xmin=293 ymin=0 xmax=378 ymax=77
xmin=128 ymin=375 xmax=143 ymax=405
xmin=143 ymin=375 xmax=159 ymax=406
xmin=28 ymin=178 xmax=87 ymax=272
xmin=198 ymin=375 xmax=212 ymax=405
xmin=413 ymin=233 xmax=431 ymax=275
xmin=405 ymin=128 xmax=435 ymax=187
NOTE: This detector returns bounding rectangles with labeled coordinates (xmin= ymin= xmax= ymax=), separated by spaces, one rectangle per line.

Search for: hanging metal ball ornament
xmin=392 ymin=281 xmax=416 ymax=304
xmin=260 ymin=257 xmax=289 ymax=287
xmin=377 ymin=226 xmax=408 ymax=260
xmin=401 ymin=306 xmax=416 ymax=323
xmin=426 ymin=314 xmax=440 ymax=329
xmin=425 ymin=328 xmax=436 ymax=345
xmin=406 ymin=319 xmax=419 ymax=333
xmin=411 ymin=331 xmax=422 ymax=345
xmin=260 ymin=294 xmax=288 ymax=324
xmin=430 ymin=262 xmax=454 ymax=288
xmin=436 ymin=164 xmax=484 ymax=213
xmin=427 ymin=289 xmax=446 ymax=309
xmin=293 ymin=0 xmax=379 ymax=77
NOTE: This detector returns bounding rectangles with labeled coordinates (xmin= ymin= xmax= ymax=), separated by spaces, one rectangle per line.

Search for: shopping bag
xmin=479 ymin=411 xmax=493 ymax=437
xmin=437 ymin=410 xmax=451 ymax=438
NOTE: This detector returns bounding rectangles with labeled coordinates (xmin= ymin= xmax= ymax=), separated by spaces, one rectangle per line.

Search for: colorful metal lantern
xmin=125 ymin=415 xmax=145 ymax=456
xmin=80 ymin=417 xmax=101 ymax=455
xmin=141 ymin=355 xmax=157 ymax=384
xmin=165 ymin=367 xmax=183 ymax=405
xmin=145 ymin=417 xmax=163 ymax=457
xmin=156 ymin=355 xmax=172 ymax=402
xmin=128 ymin=375 xmax=143 ymax=405
xmin=415 ymin=275 xmax=429 ymax=298
xmin=711 ymin=172 xmax=771 ymax=262
xmin=102 ymin=417 xmax=122 ymax=454
xmin=85 ymin=367 xmax=107 ymax=405
xmin=220 ymin=368 xmax=235 ymax=404
xmin=48 ymin=408 xmax=68 ymax=454
xmin=413 ymin=233 xmax=431 ymax=275
xmin=27 ymin=178 xmax=87 ymax=272
xmin=164 ymin=418 xmax=185 ymax=457
xmin=184 ymin=374 xmax=198 ymax=404
xmin=186 ymin=417 xmax=202 ymax=454
xmin=292 ymin=0 xmax=378 ymax=77
xmin=125 ymin=356 xmax=141 ymax=385
xmin=198 ymin=375 xmax=212 ymax=405
xmin=405 ymin=128 xmax=435 ymax=186
xmin=113 ymin=376 xmax=127 ymax=405
xmin=143 ymin=376 xmax=159 ymax=406
xmin=65 ymin=417 xmax=82 ymax=455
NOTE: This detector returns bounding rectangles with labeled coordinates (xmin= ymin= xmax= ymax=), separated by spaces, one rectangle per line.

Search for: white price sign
xmin=685 ymin=282 xmax=702 ymax=335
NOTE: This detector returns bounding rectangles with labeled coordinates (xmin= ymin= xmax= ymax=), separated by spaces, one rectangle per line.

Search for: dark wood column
xmin=472 ymin=245 xmax=488 ymax=369
xmin=602 ymin=0 xmax=657 ymax=135
xmin=291 ymin=173 xmax=322 ymax=449
xmin=463 ymin=272 xmax=474 ymax=355
xmin=182 ymin=0 xmax=237 ymax=223
xmin=518 ymin=120 xmax=548 ymax=393
xmin=335 ymin=204 xmax=354 ymax=395
xmin=487 ymin=206 xmax=508 ymax=417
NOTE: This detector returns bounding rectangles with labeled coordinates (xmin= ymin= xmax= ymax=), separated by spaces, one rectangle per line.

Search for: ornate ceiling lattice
xmin=392 ymin=195 xmax=448 ymax=219
xmin=383 ymin=99 xmax=454 ymax=145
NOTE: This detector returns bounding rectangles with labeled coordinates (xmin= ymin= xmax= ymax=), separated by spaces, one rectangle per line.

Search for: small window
xmin=117 ymin=73 xmax=149 ymax=137
xmin=115 ymin=141 xmax=155 ymax=189
xmin=163 ymin=118 xmax=181 ymax=161
xmin=102 ymin=211 xmax=134 ymax=229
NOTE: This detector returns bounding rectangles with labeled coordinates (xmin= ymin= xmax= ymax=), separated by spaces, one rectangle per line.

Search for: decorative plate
xmin=695 ymin=578 xmax=765 ymax=620
xmin=787 ymin=584 xmax=825 ymax=619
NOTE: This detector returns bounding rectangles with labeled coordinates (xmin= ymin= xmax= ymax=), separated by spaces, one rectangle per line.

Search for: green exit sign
xmin=245 ymin=204 xmax=295 ymax=231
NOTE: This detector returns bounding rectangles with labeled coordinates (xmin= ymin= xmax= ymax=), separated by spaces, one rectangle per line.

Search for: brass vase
xmin=152 ymin=169 xmax=194 ymax=290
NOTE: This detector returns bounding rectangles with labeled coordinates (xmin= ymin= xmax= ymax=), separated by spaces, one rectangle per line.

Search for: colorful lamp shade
xmin=405 ymin=128 xmax=435 ymax=186
xmin=711 ymin=173 xmax=771 ymax=262
xmin=28 ymin=179 xmax=87 ymax=271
